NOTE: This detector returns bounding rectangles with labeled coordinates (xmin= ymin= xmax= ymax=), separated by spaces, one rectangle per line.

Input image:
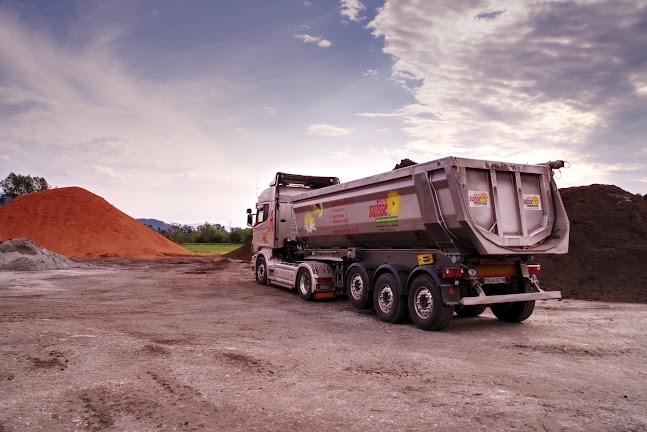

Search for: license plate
xmin=483 ymin=276 xmax=507 ymax=285
xmin=317 ymin=284 xmax=333 ymax=291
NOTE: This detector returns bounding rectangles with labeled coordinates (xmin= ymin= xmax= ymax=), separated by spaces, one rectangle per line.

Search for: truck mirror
xmin=247 ymin=214 xmax=253 ymax=227
xmin=246 ymin=208 xmax=252 ymax=214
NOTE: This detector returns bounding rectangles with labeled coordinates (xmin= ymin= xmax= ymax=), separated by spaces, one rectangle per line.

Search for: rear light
xmin=527 ymin=264 xmax=541 ymax=275
xmin=442 ymin=268 xmax=465 ymax=278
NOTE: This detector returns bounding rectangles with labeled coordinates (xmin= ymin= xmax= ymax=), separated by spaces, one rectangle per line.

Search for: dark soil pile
xmin=540 ymin=184 xmax=647 ymax=303
xmin=0 ymin=187 xmax=193 ymax=259
xmin=224 ymin=241 xmax=252 ymax=261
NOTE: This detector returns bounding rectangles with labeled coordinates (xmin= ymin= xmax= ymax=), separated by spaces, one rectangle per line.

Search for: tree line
xmin=148 ymin=223 xmax=252 ymax=245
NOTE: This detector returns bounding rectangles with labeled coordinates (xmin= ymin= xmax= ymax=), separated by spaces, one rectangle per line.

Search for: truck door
xmin=253 ymin=202 xmax=274 ymax=250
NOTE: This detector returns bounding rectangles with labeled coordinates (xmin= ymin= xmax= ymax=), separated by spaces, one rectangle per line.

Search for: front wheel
xmin=408 ymin=275 xmax=453 ymax=331
xmin=296 ymin=268 xmax=313 ymax=301
xmin=490 ymin=301 xmax=535 ymax=322
xmin=255 ymin=256 xmax=267 ymax=285
xmin=373 ymin=273 xmax=408 ymax=324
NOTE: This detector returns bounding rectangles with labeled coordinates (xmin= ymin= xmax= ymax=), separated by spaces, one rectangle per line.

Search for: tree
xmin=229 ymin=227 xmax=252 ymax=244
xmin=1 ymin=173 xmax=50 ymax=198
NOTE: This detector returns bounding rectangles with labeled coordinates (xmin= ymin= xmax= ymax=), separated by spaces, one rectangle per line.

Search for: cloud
xmin=340 ymin=0 xmax=366 ymax=22
xmin=92 ymin=164 xmax=124 ymax=183
xmin=0 ymin=8 xmax=261 ymax=224
xmin=294 ymin=34 xmax=332 ymax=48
xmin=0 ymin=9 xmax=255 ymax=178
xmin=261 ymin=105 xmax=278 ymax=116
xmin=307 ymin=124 xmax=351 ymax=136
xmin=366 ymin=0 xmax=647 ymax=191
xmin=361 ymin=69 xmax=378 ymax=77
xmin=474 ymin=10 xmax=505 ymax=21
xmin=332 ymin=151 xmax=359 ymax=160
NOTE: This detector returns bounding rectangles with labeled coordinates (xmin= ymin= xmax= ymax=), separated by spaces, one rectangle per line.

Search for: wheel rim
xmin=414 ymin=287 xmax=433 ymax=319
xmin=257 ymin=262 xmax=265 ymax=280
xmin=377 ymin=284 xmax=393 ymax=313
xmin=299 ymin=273 xmax=311 ymax=295
xmin=350 ymin=274 xmax=364 ymax=300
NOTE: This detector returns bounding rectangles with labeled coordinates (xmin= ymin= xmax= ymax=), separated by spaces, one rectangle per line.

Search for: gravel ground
xmin=1 ymin=257 xmax=646 ymax=431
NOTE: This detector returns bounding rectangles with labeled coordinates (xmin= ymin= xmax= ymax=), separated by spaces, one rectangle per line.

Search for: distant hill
xmin=137 ymin=218 xmax=170 ymax=231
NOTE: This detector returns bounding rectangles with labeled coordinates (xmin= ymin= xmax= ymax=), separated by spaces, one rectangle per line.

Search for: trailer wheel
xmin=346 ymin=267 xmax=373 ymax=310
xmin=490 ymin=301 xmax=535 ymax=323
xmin=373 ymin=273 xmax=408 ymax=324
xmin=255 ymin=256 xmax=268 ymax=285
xmin=455 ymin=304 xmax=487 ymax=318
xmin=408 ymin=275 xmax=453 ymax=331
xmin=297 ymin=268 xmax=313 ymax=301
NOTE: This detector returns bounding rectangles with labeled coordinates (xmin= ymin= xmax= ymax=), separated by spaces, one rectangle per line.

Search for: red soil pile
xmin=0 ymin=187 xmax=193 ymax=259
xmin=540 ymin=184 xmax=647 ymax=303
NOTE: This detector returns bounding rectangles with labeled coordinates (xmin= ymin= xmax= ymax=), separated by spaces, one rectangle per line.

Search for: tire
xmin=373 ymin=273 xmax=408 ymax=324
xmin=490 ymin=301 xmax=535 ymax=323
xmin=296 ymin=268 xmax=313 ymax=301
xmin=255 ymin=256 xmax=268 ymax=285
xmin=408 ymin=275 xmax=454 ymax=331
xmin=346 ymin=267 xmax=373 ymax=310
xmin=455 ymin=304 xmax=487 ymax=318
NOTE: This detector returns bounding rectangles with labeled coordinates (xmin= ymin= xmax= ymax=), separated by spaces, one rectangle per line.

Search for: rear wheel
xmin=491 ymin=301 xmax=535 ymax=322
xmin=408 ymin=275 xmax=454 ymax=331
xmin=297 ymin=268 xmax=313 ymax=301
xmin=255 ymin=256 xmax=267 ymax=285
xmin=346 ymin=267 xmax=373 ymax=309
xmin=455 ymin=304 xmax=487 ymax=318
xmin=373 ymin=273 xmax=408 ymax=324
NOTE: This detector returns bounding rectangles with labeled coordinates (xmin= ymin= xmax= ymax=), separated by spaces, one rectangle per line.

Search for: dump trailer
xmin=248 ymin=156 xmax=569 ymax=330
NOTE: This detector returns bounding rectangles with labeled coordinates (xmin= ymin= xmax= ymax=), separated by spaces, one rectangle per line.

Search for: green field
xmin=180 ymin=243 xmax=243 ymax=254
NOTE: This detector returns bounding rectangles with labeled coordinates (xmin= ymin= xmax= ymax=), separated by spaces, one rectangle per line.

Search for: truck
xmin=247 ymin=156 xmax=569 ymax=330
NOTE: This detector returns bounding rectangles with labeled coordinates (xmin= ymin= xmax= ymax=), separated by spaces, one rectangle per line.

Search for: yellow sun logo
xmin=304 ymin=211 xmax=316 ymax=233
xmin=480 ymin=193 xmax=488 ymax=204
xmin=387 ymin=190 xmax=401 ymax=216
xmin=532 ymin=196 xmax=539 ymax=206
xmin=312 ymin=203 xmax=323 ymax=217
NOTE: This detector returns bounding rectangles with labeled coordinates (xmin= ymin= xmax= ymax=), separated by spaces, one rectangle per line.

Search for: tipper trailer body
xmin=248 ymin=156 xmax=569 ymax=330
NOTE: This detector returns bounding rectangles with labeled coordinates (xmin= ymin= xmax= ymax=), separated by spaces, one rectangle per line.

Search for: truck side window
xmin=256 ymin=204 xmax=269 ymax=225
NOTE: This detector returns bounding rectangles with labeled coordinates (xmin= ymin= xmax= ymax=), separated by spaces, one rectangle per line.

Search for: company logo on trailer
xmin=523 ymin=194 xmax=542 ymax=210
xmin=303 ymin=203 xmax=324 ymax=233
xmin=369 ymin=190 xmax=401 ymax=223
xmin=468 ymin=191 xmax=489 ymax=208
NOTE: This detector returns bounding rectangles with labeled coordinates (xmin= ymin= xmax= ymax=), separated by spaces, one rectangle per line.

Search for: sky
xmin=0 ymin=0 xmax=646 ymax=228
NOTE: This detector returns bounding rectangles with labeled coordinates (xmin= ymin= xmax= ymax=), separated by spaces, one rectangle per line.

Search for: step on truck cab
xmin=247 ymin=156 xmax=569 ymax=330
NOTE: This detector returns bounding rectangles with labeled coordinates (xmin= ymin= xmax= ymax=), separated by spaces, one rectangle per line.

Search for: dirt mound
xmin=0 ymin=187 xmax=193 ymax=259
xmin=0 ymin=238 xmax=94 ymax=271
xmin=540 ymin=184 xmax=647 ymax=303
xmin=224 ymin=241 xmax=252 ymax=261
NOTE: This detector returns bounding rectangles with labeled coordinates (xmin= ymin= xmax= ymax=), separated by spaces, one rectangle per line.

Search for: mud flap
xmin=441 ymin=282 xmax=461 ymax=305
